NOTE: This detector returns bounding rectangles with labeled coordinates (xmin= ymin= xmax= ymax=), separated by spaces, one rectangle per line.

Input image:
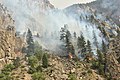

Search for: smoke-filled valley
xmin=0 ymin=0 xmax=119 ymax=54
xmin=0 ymin=0 xmax=120 ymax=80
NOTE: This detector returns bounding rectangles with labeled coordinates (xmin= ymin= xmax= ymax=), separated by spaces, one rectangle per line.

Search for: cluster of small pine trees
xmin=60 ymin=24 xmax=93 ymax=60
xmin=77 ymin=34 xmax=93 ymax=61
xmin=60 ymin=25 xmax=75 ymax=55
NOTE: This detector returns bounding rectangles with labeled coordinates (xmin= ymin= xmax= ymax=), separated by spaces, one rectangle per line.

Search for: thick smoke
xmin=1 ymin=0 xmax=109 ymax=54
xmin=86 ymin=0 xmax=120 ymax=26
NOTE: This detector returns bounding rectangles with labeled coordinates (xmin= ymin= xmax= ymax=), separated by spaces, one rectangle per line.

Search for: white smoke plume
xmin=0 ymin=0 xmax=116 ymax=54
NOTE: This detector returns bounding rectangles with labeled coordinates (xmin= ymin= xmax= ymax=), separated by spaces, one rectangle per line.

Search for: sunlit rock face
xmin=0 ymin=4 xmax=16 ymax=68
xmin=0 ymin=0 xmax=119 ymax=54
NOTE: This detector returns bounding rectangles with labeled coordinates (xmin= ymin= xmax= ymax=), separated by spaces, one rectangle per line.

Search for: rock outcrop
xmin=43 ymin=54 xmax=105 ymax=80
xmin=0 ymin=4 xmax=17 ymax=69
xmin=106 ymin=35 xmax=120 ymax=79
xmin=86 ymin=0 xmax=120 ymax=26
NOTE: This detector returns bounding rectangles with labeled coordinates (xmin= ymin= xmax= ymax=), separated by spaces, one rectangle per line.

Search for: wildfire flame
xmin=69 ymin=53 xmax=73 ymax=59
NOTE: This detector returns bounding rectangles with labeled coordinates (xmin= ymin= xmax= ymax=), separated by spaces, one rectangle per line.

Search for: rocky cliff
xmin=85 ymin=0 xmax=120 ymax=26
xmin=106 ymin=35 xmax=120 ymax=79
xmin=0 ymin=4 xmax=19 ymax=69
xmin=0 ymin=0 xmax=119 ymax=54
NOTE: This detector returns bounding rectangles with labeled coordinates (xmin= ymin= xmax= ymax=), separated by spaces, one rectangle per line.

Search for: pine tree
xmin=13 ymin=57 xmax=20 ymax=68
xmin=102 ymin=40 xmax=107 ymax=75
xmin=73 ymin=32 xmax=77 ymax=39
xmin=102 ymin=40 xmax=107 ymax=53
xmin=42 ymin=53 xmax=48 ymax=68
xmin=26 ymin=29 xmax=34 ymax=55
xmin=80 ymin=34 xmax=86 ymax=48
xmin=102 ymin=27 xmax=107 ymax=37
xmin=97 ymin=49 xmax=103 ymax=65
xmin=66 ymin=30 xmax=75 ymax=54
xmin=65 ymin=31 xmax=71 ymax=53
xmin=60 ymin=25 xmax=75 ymax=55
xmin=77 ymin=37 xmax=81 ymax=49
xmin=77 ymin=34 xmax=86 ymax=49
xmin=84 ymin=40 xmax=93 ymax=62
xmin=77 ymin=34 xmax=86 ymax=58
xmin=28 ymin=56 xmax=38 ymax=68
xmin=93 ymin=30 xmax=98 ymax=48
xmin=86 ymin=40 xmax=92 ymax=53
xmin=97 ymin=49 xmax=104 ymax=75
xmin=60 ymin=28 xmax=66 ymax=41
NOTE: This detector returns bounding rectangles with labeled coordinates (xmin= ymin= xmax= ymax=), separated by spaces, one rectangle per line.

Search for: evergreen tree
xmin=102 ymin=27 xmax=107 ymax=37
xmin=65 ymin=32 xmax=71 ymax=53
xmin=60 ymin=25 xmax=75 ymax=55
xmin=102 ymin=40 xmax=107 ymax=53
xmin=65 ymin=30 xmax=74 ymax=54
xmin=77 ymin=34 xmax=86 ymax=49
xmin=32 ymin=72 xmax=45 ymax=80
xmin=13 ymin=57 xmax=20 ymax=68
xmin=77 ymin=37 xmax=81 ymax=49
xmin=80 ymin=34 xmax=86 ymax=48
xmin=60 ymin=24 xmax=68 ymax=41
xmin=28 ymin=56 xmax=38 ymax=68
xmin=26 ymin=29 xmax=34 ymax=55
xmin=97 ymin=49 xmax=104 ymax=65
xmin=84 ymin=40 xmax=93 ymax=62
xmin=102 ymin=40 xmax=107 ymax=75
xmin=42 ymin=53 xmax=48 ymax=68
xmin=86 ymin=40 xmax=92 ymax=53
xmin=93 ymin=30 xmax=98 ymax=48
xmin=97 ymin=49 xmax=104 ymax=75
xmin=73 ymin=32 xmax=77 ymax=39
xmin=77 ymin=34 xmax=86 ymax=58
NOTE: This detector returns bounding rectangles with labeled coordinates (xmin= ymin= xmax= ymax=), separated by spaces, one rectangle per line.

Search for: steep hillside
xmin=106 ymin=35 xmax=120 ymax=79
xmin=0 ymin=0 xmax=119 ymax=54
xmin=0 ymin=53 xmax=105 ymax=80
xmin=85 ymin=0 xmax=120 ymax=26
xmin=43 ymin=54 xmax=105 ymax=80
xmin=0 ymin=4 xmax=16 ymax=68
xmin=0 ymin=4 xmax=23 ymax=69
xmin=0 ymin=1 xmax=119 ymax=80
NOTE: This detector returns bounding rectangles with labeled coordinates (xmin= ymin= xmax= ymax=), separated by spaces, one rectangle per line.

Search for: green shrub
xmin=87 ymin=69 xmax=92 ymax=74
xmin=0 ymin=75 xmax=13 ymax=80
xmin=32 ymin=72 xmax=45 ymax=80
xmin=98 ymin=64 xmax=104 ymax=75
xmin=2 ymin=64 xmax=15 ymax=75
xmin=0 ymin=74 xmax=5 ymax=78
xmin=35 ymin=48 xmax=43 ymax=61
xmin=28 ymin=56 xmax=38 ymax=68
xmin=81 ymin=72 xmax=87 ymax=76
xmin=13 ymin=57 xmax=20 ymax=68
xmin=36 ymin=65 xmax=42 ymax=72
xmin=69 ymin=73 xmax=77 ymax=80
xmin=28 ymin=67 xmax=37 ymax=74
xmin=91 ymin=60 xmax=99 ymax=69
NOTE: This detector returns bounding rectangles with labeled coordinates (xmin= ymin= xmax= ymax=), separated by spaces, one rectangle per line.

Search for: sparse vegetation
xmin=28 ymin=56 xmax=39 ymax=68
xmin=0 ymin=64 xmax=15 ymax=80
xmin=13 ymin=57 xmax=20 ymax=68
xmin=32 ymin=72 xmax=45 ymax=80
xmin=68 ymin=73 xmax=77 ymax=80
xmin=42 ymin=53 xmax=48 ymax=68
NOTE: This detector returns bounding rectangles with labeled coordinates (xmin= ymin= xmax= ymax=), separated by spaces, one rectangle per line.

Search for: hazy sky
xmin=49 ymin=0 xmax=96 ymax=9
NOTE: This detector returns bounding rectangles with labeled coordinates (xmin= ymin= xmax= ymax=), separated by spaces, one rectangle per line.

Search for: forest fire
xmin=68 ymin=53 xmax=73 ymax=59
